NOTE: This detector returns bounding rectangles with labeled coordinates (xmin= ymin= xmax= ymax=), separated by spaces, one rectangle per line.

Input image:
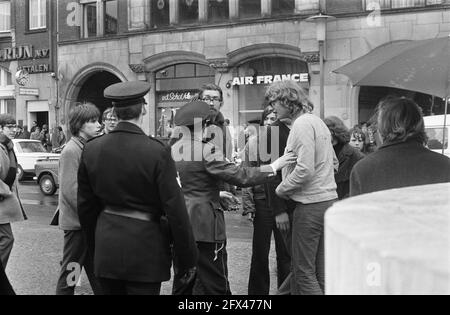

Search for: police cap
xmin=104 ymin=81 xmax=150 ymax=107
xmin=174 ymin=101 xmax=210 ymax=127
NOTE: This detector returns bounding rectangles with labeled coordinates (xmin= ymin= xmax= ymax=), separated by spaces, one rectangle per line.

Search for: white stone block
xmin=413 ymin=24 xmax=440 ymax=40
xmin=417 ymin=11 xmax=443 ymax=25
xmin=325 ymin=183 xmax=450 ymax=295
xmin=389 ymin=21 xmax=413 ymax=41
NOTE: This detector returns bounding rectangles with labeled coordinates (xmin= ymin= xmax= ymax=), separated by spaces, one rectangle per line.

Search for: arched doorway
xmin=76 ymin=71 xmax=122 ymax=114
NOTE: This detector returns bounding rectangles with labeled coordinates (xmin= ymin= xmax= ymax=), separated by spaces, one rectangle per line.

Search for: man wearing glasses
xmin=0 ymin=115 xmax=26 ymax=279
xmin=102 ymin=108 xmax=118 ymax=135
xmin=199 ymin=84 xmax=234 ymax=161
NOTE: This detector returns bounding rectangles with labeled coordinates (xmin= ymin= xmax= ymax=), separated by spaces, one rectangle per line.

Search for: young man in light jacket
xmin=55 ymin=103 xmax=102 ymax=295
xmin=266 ymin=81 xmax=338 ymax=295
xmin=0 ymin=114 xmax=26 ymax=269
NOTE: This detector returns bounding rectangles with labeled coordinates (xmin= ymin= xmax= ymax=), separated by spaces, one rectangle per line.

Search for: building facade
xmin=53 ymin=0 xmax=450 ymax=136
xmin=0 ymin=0 xmax=57 ymax=130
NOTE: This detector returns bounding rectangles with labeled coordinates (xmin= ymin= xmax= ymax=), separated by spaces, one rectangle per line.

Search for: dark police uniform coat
xmin=78 ymin=122 xmax=197 ymax=283
xmin=172 ymin=137 xmax=276 ymax=243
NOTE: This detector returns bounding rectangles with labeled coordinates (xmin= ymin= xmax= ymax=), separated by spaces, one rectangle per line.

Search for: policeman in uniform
xmin=171 ymin=101 xmax=295 ymax=295
xmin=78 ymin=82 xmax=197 ymax=295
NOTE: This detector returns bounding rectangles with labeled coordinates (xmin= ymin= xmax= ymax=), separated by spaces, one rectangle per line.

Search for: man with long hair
xmin=350 ymin=97 xmax=450 ymax=196
xmin=267 ymin=80 xmax=338 ymax=295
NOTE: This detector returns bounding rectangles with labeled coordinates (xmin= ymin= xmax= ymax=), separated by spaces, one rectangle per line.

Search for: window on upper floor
xmin=364 ymin=0 xmax=443 ymax=10
xmin=29 ymin=0 xmax=47 ymax=30
xmin=240 ymin=0 xmax=262 ymax=19
xmin=272 ymin=0 xmax=295 ymax=16
xmin=151 ymin=0 xmax=170 ymax=29
xmin=0 ymin=67 xmax=13 ymax=87
xmin=129 ymin=0 xmax=147 ymax=30
xmin=208 ymin=0 xmax=229 ymax=22
xmin=104 ymin=0 xmax=118 ymax=35
xmin=0 ymin=1 xmax=11 ymax=33
xmin=179 ymin=0 xmax=199 ymax=24
xmin=82 ymin=1 xmax=97 ymax=38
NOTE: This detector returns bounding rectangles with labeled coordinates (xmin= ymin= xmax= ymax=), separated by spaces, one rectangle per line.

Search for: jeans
xmin=291 ymin=200 xmax=336 ymax=295
xmin=55 ymin=230 xmax=103 ymax=295
xmin=248 ymin=199 xmax=291 ymax=295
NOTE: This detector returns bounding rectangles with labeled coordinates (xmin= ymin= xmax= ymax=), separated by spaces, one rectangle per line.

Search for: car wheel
xmin=39 ymin=175 xmax=57 ymax=196
xmin=17 ymin=165 xmax=24 ymax=181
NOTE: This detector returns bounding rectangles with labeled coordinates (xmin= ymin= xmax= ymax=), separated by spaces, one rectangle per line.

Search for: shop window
xmin=272 ymin=0 xmax=295 ymax=15
xmin=239 ymin=0 xmax=261 ymax=19
xmin=151 ymin=0 xmax=170 ymax=29
xmin=104 ymin=0 xmax=118 ymax=35
xmin=236 ymin=57 xmax=309 ymax=125
xmin=179 ymin=0 xmax=199 ymax=24
xmin=208 ymin=0 xmax=229 ymax=22
xmin=29 ymin=0 xmax=47 ymax=30
xmin=82 ymin=1 xmax=97 ymax=38
xmin=0 ymin=1 xmax=11 ymax=32
xmin=156 ymin=63 xmax=215 ymax=137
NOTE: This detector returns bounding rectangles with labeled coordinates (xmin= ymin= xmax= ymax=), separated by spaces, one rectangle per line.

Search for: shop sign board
xmin=18 ymin=64 xmax=51 ymax=74
xmin=19 ymin=88 xmax=39 ymax=96
xmin=232 ymin=73 xmax=309 ymax=86
xmin=158 ymin=90 xmax=198 ymax=104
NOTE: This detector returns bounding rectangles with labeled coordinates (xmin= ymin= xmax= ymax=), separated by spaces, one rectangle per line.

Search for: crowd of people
xmin=0 ymin=79 xmax=449 ymax=296
xmin=12 ymin=122 xmax=67 ymax=153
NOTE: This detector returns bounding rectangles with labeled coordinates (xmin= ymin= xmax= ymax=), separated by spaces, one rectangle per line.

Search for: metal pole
xmin=320 ymin=40 xmax=325 ymax=119
xmin=443 ymin=97 xmax=448 ymax=155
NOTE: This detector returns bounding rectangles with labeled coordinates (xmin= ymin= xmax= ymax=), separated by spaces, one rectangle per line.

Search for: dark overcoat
xmin=350 ymin=139 xmax=450 ymax=197
xmin=78 ymin=122 xmax=197 ymax=283
xmin=172 ymin=137 xmax=276 ymax=243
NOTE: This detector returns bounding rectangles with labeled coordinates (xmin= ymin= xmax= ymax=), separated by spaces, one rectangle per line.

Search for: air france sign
xmin=232 ymin=73 xmax=309 ymax=86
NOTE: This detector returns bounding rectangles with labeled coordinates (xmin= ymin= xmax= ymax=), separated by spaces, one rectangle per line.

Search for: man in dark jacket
xmin=351 ymin=97 xmax=450 ymax=196
xmin=171 ymin=101 xmax=295 ymax=295
xmin=78 ymin=82 xmax=198 ymax=295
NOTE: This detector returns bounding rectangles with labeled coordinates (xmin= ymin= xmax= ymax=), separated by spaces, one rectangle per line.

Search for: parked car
xmin=12 ymin=139 xmax=60 ymax=181
xmin=35 ymin=157 xmax=60 ymax=196
xmin=424 ymin=115 xmax=450 ymax=158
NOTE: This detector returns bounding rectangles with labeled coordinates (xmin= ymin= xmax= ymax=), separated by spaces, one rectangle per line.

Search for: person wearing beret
xmin=171 ymin=101 xmax=296 ymax=295
xmin=77 ymin=81 xmax=198 ymax=295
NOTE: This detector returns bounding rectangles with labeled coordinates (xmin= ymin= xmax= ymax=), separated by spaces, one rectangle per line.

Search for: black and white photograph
xmin=0 ymin=0 xmax=449 ymax=300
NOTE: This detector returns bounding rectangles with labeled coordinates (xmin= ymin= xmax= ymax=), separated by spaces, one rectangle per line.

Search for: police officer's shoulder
xmin=88 ymin=133 xmax=106 ymax=143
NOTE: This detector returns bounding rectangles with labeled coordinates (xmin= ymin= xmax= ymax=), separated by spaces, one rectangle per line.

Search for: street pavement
xmin=5 ymin=181 xmax=278 ymax=295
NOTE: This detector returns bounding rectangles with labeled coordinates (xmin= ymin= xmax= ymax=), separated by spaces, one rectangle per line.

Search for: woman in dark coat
xmin=324 ymin=117 xmax=365 ymax=200
xmin=243 ymin=106 xmax=293 ymax=295
xmin=350 ymin=97 xmax=450 ymax=197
